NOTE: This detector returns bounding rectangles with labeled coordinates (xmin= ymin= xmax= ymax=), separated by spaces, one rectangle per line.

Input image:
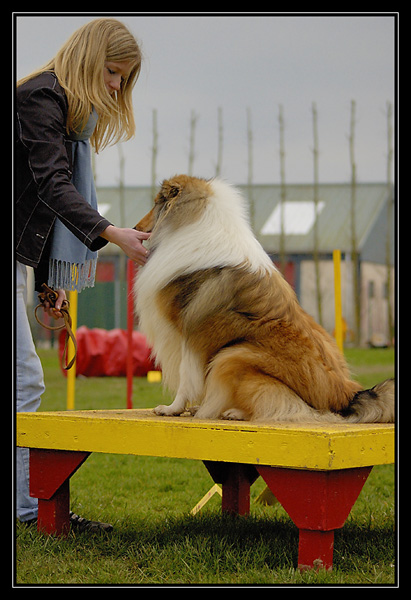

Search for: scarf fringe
xmin=48 ymin=259 xmax=97 ymax=292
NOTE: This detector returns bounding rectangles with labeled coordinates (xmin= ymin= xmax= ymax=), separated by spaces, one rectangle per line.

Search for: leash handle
xmin=34 ymin=284 xmax=77 ymax=370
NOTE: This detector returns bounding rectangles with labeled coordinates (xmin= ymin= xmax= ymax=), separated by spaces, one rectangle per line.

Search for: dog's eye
xmin=155 ymin=194 xmax=167 ymax=205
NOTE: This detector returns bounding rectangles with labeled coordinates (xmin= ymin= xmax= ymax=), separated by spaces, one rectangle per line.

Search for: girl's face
xmin=103 ymin=61 xmax=134 ymax=95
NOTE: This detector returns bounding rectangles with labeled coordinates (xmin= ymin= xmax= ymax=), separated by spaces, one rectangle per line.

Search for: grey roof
xmin=96 ymin=182 xmax=394 ymax=263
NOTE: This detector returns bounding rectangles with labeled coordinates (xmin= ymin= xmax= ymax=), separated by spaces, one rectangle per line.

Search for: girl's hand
xmin=43 ymin=289 xmax=67 ymax=320
xmin=101 ymin=225 xmax=151 ymax=266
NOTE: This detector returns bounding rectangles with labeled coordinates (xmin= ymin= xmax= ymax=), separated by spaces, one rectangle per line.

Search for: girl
xmin=15 ymin=18 xmax=149 ymax=530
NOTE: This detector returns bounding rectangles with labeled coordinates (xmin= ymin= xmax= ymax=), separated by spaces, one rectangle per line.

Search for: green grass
xmin=16 ymin=348 xmax=396 ymax=585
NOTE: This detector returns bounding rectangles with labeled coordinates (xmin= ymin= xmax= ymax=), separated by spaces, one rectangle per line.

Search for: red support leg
xmin=221 ymin=464 xmax=253 ymax=516
xmin=203 ymin=462 xmax=259 ymax=516
xmin=256 ymin=465 xmax=372 ymax=570
xmin=29 ymin=449 xmax=90 ymax=536
xmin=298 ymin=530 xmax=335 ymax=571
xmin=37 ymin=479 xmax=70 ymax=537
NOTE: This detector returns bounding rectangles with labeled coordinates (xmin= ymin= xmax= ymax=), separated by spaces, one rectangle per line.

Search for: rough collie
xmin=134 ymin=175 xmax=394 ymax=423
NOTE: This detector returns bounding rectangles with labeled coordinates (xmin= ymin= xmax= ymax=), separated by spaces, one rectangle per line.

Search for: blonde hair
xmin=17 ymin=18 xmax=142 ymax=153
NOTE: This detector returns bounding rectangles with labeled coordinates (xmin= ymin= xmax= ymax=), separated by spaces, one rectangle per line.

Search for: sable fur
xmin=134 ymin=175 xmax=394 ymax=423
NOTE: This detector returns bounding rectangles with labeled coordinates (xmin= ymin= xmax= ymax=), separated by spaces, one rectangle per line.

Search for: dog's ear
xmin=162 ymin=180 xmax=182 ymax=201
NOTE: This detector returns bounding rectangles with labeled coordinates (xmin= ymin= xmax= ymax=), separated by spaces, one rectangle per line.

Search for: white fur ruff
xmin=134 ymin=179 xmax=274 ymax=393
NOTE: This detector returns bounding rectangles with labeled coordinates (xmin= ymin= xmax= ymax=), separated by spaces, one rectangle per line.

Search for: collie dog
xmin=134 ymin=175 xmax=394 ymax=423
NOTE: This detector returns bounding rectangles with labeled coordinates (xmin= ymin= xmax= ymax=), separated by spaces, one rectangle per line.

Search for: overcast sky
xmin=15 ymin=13 xmax=396 ymax=188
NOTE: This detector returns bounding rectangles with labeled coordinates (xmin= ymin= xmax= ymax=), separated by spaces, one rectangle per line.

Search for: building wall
xmin=300 ymin=259 xmax=340 ymax=336
xmin=360 ymin=261 xmax=395 ymax=346
xmin=299 ymin=259 xmax=395 ymax=346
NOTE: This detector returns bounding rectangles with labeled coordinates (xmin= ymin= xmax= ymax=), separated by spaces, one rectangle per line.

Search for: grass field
xmin=15 ymin=347 xmax=396 ymax=586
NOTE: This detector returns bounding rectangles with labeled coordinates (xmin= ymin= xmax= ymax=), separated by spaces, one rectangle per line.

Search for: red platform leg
xmin=29 ymin=449 xmax=90 ymax=536
xmin=36 ymin=479 xmax=71 ymax=537
xmin=203 ymin=462 xmax=259 ymax=516
xmin=298 ymin=530 xmax=335 ymax=571
xmin=256 ymin=465 xmax=372 ymax=570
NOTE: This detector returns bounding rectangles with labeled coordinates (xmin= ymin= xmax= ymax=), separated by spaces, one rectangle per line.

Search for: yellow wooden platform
xmin=16 ymin=409 xmax=394 ymax=471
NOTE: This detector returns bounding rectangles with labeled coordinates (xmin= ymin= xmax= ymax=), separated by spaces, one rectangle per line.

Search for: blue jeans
xmin=16 ymin=261 xmax=45 ymax=522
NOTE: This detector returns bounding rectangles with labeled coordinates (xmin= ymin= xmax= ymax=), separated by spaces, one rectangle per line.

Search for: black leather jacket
xmin=15 ymin=72 xmax=111 ymax=288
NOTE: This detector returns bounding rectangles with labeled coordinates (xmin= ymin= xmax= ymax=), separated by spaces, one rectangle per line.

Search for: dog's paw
xmin=153 ymin=404 xmax=183 ymax=416
xmin=221 ymin=408 xmax=246 ymax=421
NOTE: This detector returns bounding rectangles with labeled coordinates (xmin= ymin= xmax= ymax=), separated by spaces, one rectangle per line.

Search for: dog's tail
xmin=338 ymin=378 xmax=395 ymax=423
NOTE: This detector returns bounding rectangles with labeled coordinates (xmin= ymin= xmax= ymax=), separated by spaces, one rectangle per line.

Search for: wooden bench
xmin=16 ymin=409 xmax=394 ymax=571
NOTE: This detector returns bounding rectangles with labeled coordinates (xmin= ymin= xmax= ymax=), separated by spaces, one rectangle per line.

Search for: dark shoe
xmin=18 ymin=517 xmax=37 ymax=527
xmin=69 ymin=511 xmax=113 ymax=533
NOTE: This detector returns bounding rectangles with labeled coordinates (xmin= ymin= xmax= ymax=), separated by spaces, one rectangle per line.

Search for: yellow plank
xmin=16 ymin=409 xmax=394 ymax=471
xmin=190 ymin=484 xmax=222 ymax=515
xmin=255 ymin=486 xmax=278 ymax=506
xmin=147 ymin=371 xmax=162 ymax=383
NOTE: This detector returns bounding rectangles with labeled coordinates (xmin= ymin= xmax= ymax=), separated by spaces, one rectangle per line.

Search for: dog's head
xmin=135 ymin=175 xmax=211 ymax=236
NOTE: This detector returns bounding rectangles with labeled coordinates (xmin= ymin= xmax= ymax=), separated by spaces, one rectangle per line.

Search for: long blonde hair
xmin=17 ymin=18 xmax=142 ymax=153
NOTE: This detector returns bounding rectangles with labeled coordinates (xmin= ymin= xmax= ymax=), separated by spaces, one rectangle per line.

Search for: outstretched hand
xmin=101 ymin=225 xmax=151 ymax=266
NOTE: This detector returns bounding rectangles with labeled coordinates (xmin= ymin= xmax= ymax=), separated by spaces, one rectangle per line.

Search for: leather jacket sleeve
xmin=15 ymin=76 xmax=111 ymax=255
